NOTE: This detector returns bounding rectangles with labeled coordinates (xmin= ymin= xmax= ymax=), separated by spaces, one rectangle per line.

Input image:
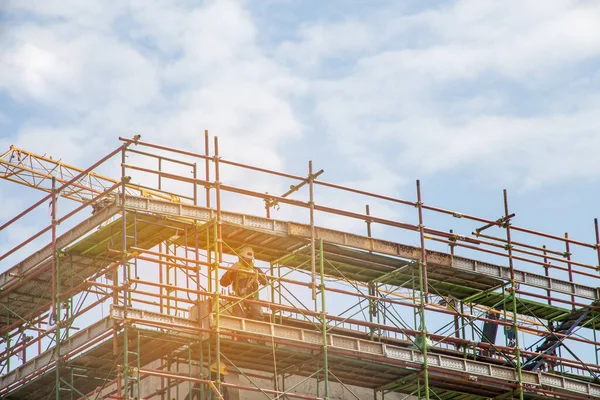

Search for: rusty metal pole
xmin=213 ymin=136 xmax=223 ymax=396
xmin=595 ymin=218 xmax=600 ymax=275
xmin=193 ymin=162 xmax=198 ymax=206
xmin=543 ymin=244 xmax=554 ymax=371
xmin=51 ymin=176 xmax=57 ymax=333
xmin=415 ymin=180 xmax=430 ymax=399
xmin=503 ymin=189 xmax=524 ymax=400
xmin=309 ymin=161 xmax=316 ymax=302
xmin=543 ymin=245 xmax=551 ymax=305
xmin=565 ymin=233 xmax=575 ymax=310
xmin=51 ymin=176 xmax=60 ymax=400
xmin=448 ymin=230 xmax=461 ymax=349
xmin=214 ymin=136 xmax=223 ymax=259
xmin=120 ymin=145 xmax=130 ymax=399
xmin=205 ymin=130 xmax=211 ymax=208
xmin=416 ymin=180 xmax=428 ymax=298
xmin=366 ymin=205 xmax=376 ymax=340
xmin=265 ymin=196 xmax=271 ymax=219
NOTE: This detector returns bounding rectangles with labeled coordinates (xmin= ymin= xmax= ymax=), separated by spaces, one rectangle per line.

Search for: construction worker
xmin=209 ymin=362 xmax=229 ymax=400
xmin=183 ymin=362 xmax=229 ymax=400
xmin=220 ymin=245 xmax=267 ymax=320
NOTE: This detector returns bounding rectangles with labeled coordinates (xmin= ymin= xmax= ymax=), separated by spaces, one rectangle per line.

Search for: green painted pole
xmin=5 ymin=334 xmax=9 ymax=372
xmin=460 ymin=301 xmax=467 ymax=358
xmin=503 ymin=190 xmax=524 ymax=400
xmin=213 ymin=219 xmax=221 ymax=395
xmin=121 ymin=149 xmax=130 ymax=400
xmin=188 ymin=341 xmax=192 ymax=400
xmin=199 ymin=339 xmax=205 ymax=400
xmin=55 ymin=252 xmax=61 ymax=400
xmin=320 ymin=239 xmax=329 ymax=399
xmin=51 ymin=176 xmax=61 ymax=400
xmin=418 ymin=262 xmax=430 ymax=400
xmin=137 ymin=331 xmax=141 ymax=398
xmin=594 ymin=320 xmax=599 ymax=366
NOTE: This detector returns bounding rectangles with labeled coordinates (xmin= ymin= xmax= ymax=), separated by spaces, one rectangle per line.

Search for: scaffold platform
xmin=3 ymin=306 xmax=600 ymax=399
xmin=2 ymin=136 xmax=600 ymax=400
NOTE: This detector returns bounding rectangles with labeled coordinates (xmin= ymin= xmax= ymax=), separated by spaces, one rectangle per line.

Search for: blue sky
xmin=2 ymin=0 xmax=599 ymax=250
xmin=2 ymin=0 xmax=600 ymax=368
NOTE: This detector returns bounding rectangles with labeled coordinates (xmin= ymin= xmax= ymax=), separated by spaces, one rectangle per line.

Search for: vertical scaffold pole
xmin=213 ymin=136 xmax=223 ymax=396
xmin=51 ymin=176 xmax=61 ymax=400
xmin=137 ymin=330 xmax=141 ymax=398
xmin=309 ymin=161 xmax=316 ymax=302
xmin=543 ymin=245 xmax=554 ymax=371
xmin=205 ymin=130 xmax=211 ymax=208
xmin=204 ymin=131 xmax=213 ymax=397
xmin=416 ymin=180 xmax=429 ymax=400
xmin=121 ymin=145 xmax=130 ymax=399
xmin=543 ymin=246 xmax=552 ymax=305
xmin=319 ymin=239 xmax=329 ymax=399
xmin=595 ymin=218 xmax=600 ymax=275
xmin=449 ymin=235 xmax=461 ymax=350
xmin=416 ymin=180 xmax=428 ymax=299
xmin=503 ymin=189 xmax=524 ymax=400
xmin=366 ymin=205 xmax=377 ymax=341
xmin=564 ymin=233 xmax=575 ymax=310
xmin=418 ymin=262 xmax=429 ymax=400
xmin=594 ymin=219 xmax=600 ymax=366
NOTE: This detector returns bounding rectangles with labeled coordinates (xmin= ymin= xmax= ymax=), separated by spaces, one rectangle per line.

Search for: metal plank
xmin=120 ymin=195 xmax=598 ymax=302
xmin=121 ymin=195 xmax=293 ymax=236
xmin=113 ymin=306 xmax=600 ymax=398
xmin=0 ymin=205 xmax=119 ymax=289
xmin=289 ymin=225 xmax=600 ymax=302
xmin=0 ymin=316 xmax=113 ymax=393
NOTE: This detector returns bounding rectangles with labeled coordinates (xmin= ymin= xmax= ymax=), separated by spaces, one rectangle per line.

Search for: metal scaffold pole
xmin=51 ymin=176 xmax=61 ymax=400
xmin=319 ymin=239 xmax=329 ymax=399
xmin=7 ymin=136 xmax=600 ymax=399
xmin=416 ymin=180 xmax=430 ymax=400
xmin=365 ymin=204 xmax=378 ymax=342
xmin=121 ymin=145 xmax=130 ymax=399
xmin=214 ymin=135 xmax=223 ymax=397
xmin=205 ymin=130 xmax=211 ymax=208
xmin=309 ymin=160 xmax=316 ymax=302
xmin=503 ymin=189 xmax=524 ymax=400
xmin=418 ymin=263 xmax=429 ymax=400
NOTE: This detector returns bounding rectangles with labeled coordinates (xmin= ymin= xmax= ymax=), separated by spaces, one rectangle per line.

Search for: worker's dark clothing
xmin=210 ymin=372 xmax=229 ymax=400
xmin=183 ymin=374 xmax=229 ymax=400
xmin=220 ymin=260 xmax=266 ymax=320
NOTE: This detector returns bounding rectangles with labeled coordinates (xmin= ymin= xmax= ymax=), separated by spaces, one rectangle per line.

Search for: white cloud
xmin=0 ymin=112 xmax=9 ymax=125
xmin=1 ymin=0 xmax=305 ymax=190
xmin=1 ymin=26 xmax=160 ymax=112
xmin=279 ymin=0 xmax=600 ymax=190
xmin=278 ymin=19 xmax=371 ymax=68
xmin=3 ymin=0 xmax=600 ymax=235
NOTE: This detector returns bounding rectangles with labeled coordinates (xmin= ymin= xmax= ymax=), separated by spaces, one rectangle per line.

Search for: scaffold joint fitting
xmin=264 ymin=196 xmax=280 ymax=210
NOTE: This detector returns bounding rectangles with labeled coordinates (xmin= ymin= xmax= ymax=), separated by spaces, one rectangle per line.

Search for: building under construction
xmin=1 ymin=133 xmax=600 ymax=400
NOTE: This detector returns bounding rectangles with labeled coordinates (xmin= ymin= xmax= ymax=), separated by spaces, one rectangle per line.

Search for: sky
xmin=2 ymin=0 xmax=600 ymax=372
xmin=2 ymin=0 xmax=600 ymax=266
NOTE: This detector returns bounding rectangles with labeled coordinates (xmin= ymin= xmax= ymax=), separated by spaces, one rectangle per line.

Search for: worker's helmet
xmin=210 ymin=362 xmax=229 ymax=375
xmin=239 ymin=246 xmax=254 ymax=261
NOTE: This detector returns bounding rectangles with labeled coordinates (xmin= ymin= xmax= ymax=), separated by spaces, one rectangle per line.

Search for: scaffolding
xmin=1 ymin=133 xmax=600 ymax=399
